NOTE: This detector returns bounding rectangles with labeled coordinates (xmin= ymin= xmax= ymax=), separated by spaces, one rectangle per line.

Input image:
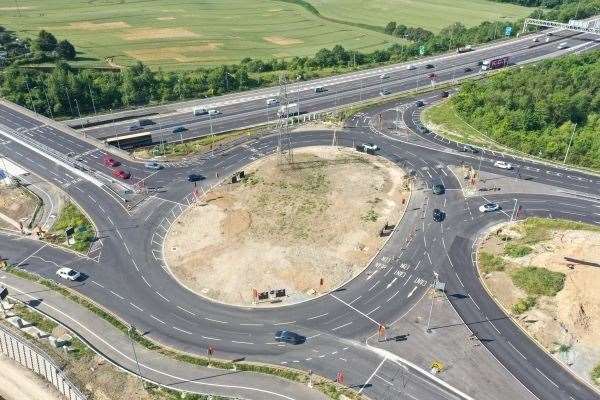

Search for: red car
xmin=103 ymin=156 xmax=120 ymax=167
xmin=112 ymin=169 xmax=130 ymax=180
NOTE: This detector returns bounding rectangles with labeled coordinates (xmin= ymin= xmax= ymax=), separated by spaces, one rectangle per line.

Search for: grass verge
xmin=478 ymin=252 xmax=505 ymax=274
xmin=48 ymin=202 xmax=95 ymax=252
xmin=592 ymin=363 xmax=600 ymax=386
xmin=516 ymin=218 xmax=600 ymax=245
xmin=511 ymin=296 xmax=536 ymax=315
xmin=2 ymin=264 xmax=362 ymax=400
xmin=504 ymin=243 xmax=533 ymax=258
xmin=511 ymin=267 xmax=565 ymax=297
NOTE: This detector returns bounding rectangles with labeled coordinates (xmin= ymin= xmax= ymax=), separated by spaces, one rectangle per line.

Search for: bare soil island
xmin=478 ymin=219 xmax=600 ymax=386
xmin=164 ymin=146 xmax=408 ymax=306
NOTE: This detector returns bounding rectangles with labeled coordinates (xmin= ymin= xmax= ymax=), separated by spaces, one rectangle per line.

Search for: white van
xmin=557 ymin=42 xmax=568 ymax=49
xmin=193 ymin=107 xmax=207 ymax=116
xmin=208 ymin=109 xmax=220 ymax=116
xmin=266 ymin=98 xmax=279 ymax=106
xmin=406 ymin=64 xmax=416 ymax=70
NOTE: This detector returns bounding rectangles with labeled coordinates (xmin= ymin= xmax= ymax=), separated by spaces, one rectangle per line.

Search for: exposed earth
xmin=165 ymin=146 xmax=409 ymax=306
xmin=478 ymin=220 xmax=600 ymax=386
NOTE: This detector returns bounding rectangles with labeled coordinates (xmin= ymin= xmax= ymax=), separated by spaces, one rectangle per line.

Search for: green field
xmin=310 ymin=0 xmax=531 ymax=33
xmin=0 ymin=0 xmax=531 ymax=70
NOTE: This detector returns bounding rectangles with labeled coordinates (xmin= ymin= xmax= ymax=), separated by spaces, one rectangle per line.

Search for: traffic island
xmin=476 ymin=218 xmax=600 ymax=388
xmin=164 ymin=146 xmax=410 ymax=306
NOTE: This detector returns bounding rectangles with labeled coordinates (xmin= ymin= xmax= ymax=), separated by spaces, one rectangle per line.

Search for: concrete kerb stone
xmin=158 ymin=144 xmax=414 ymax=309
xmin=472 ymin=221 xmax=600 ymax=396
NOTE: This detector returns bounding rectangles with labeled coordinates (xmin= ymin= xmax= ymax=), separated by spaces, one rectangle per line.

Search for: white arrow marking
xmin=386 ymin=278 xmax=397 ymax=288
xmin=407 ymin=286 xmax=418 ymax=298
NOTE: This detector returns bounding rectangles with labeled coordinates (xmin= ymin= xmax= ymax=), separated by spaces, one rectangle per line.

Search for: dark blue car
xmin=274 ymin=330 xmax=305 ymax=345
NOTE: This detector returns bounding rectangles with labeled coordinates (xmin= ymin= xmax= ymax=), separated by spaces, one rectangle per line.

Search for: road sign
xmin=419 ymin=45 xmax=426 ymax=55
xmin=336 ymin=370 xmax=344 ymax=384
xmin=208 ymin=346 xmax=214 ymax=356
xmin=0 ymin=286 xmax=8 ymax=300
xmin=65 ymin=226 xmax=75 ymax=237
xmin=505 ymin=26 xmax=513 ymax=37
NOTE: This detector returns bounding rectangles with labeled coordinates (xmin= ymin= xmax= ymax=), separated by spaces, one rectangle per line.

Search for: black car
xmin=460 ymin=145 xmax=478 ymax=154
xmin=128 ymin=125 xmax=142 ymax=132
xmin=187 ymin=174 xmax=205 ymax=182
xmin=425 ymin=64 xmax=435 ymax=69
xmin=464 ymin=67 xmax=473 ymax=73
xmin=173 ymin=126 xmax=187 ymax=134
xmin=415 ymin=125 xmax=429 ymax=134
xmin=415 ymin=100 xmax=424 ymax=107
xmin=440 ymin=91 xmax=449 ymax=98
xmin=432 ymin=184 xmax=445 ymax=195
xmin=433 ymin=208 xmax=445 ymax=222
xmin=274 ymin=330 xmax=305 ymax=345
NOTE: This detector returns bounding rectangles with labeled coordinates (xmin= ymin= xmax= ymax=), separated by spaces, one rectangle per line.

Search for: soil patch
xmin=156 ymin=16 xmax=176 ymax=21
xmin=121 ymin=28 xmax=199 ymax=41
xmin=65 ymin=21 xmax=130 ymax=31
xmin=263 ymin=36 xmax=304 ymax=46
xmin=126 ymin=44 xmax=220 ymax=62
xmin=0 ymin=187 xmax=38 ymax=229
xmin=479 ymin=220 xmax=600 ymax=385
xmin=164 ymin=146 xmax=408 ymax=306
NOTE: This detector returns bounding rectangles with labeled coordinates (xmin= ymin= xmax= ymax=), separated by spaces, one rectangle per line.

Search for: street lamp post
xmin=426 ymin=271 xmax=439 ymax=333
xmin=87 ymin=82 xmax=97 ymax=115
xmin=510 ymin=198 xmax=519 ymax=222
xmin=563 ymin=123 xmax=577 ymax=164
xmin=74 ymin=99 xmax=83 ymax=129
xmin=127 ymin=324 xmax=145 ymax=389
xmin=209 ymin=114 xmax=214 ymax=157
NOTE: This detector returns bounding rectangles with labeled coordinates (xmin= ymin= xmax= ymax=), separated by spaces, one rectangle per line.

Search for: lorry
xmin=481 ymin=56 xmax=509 ymax=71
xmin=277 ymin=103 xmax=299 ymax=117
xmin=456 ymin=45 xmax=473 ymax=53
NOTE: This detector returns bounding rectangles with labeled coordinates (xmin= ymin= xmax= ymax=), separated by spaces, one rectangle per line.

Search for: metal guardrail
xmin=0 ymin=323 xmax=87 ymax=400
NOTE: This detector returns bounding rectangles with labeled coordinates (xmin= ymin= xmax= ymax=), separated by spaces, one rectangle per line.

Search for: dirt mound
xmin=164 ymin=146 xmax=408 ymax=306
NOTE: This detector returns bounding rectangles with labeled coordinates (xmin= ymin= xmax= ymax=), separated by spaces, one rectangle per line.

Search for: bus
xmin=105 ymin=131 xmax=153 ymax=150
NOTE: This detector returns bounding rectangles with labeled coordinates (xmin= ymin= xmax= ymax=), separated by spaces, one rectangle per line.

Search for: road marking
xmin=307 ymin=313 xmax=328 ymax=320
xmin=205 ymin=317 xmax=228 ymax=324
xmin=14 ymin=243 xmax=48 ymax=268
xmin=239 ymin=323 xmax=263 ymax=326
xmin=231 ymin=340 xmax=254 ymax=345
xmin=307 ymin=333 xmax=322 ymax=339
xmin=110 ymin=291 xmax=124 ymax=300
xmin=129 ymin=302 xmax=143 ymax=312
xmin=349 ymin=296 xmax=362 ymax=305
xmin=386 ymin=277 xmax=397 ymax=288
xmin=141 ymin=276 xmax=151 ymax=287
xmin=536 ymin=368 xmax=559 ymax=388
xmin=201 ymin=336 xmax=221 ymax=341
xmin=508 ymin=341 xmax=527 ymax=360
xmin=490 ymin=321 xmax=501 ymax=334
xmin=368 ymin=280 xmax=380 ymax=291
xmin=330 ymin=293 xmax=380 ymax=326
xmin=273 ymin=321 xmax=296 ymax=326
xmin=173 ymin=326 xmax=192 ymax=335
xmin=375 ymin=374 xmax=394 ymax=386
xmin=155 ymin=291 xmax=170 ymax=302
xmin=407 ymin=286 xmax=418 ymax=298
xmin=367 ymin=306 xmax=380 ymax=315
xmin=331 ymin=322 xmax=352 ymax=331
xmin=91 ymin=280 xmax=104 ymax=288
xmin=359 ymin=358 xmax=387 ymax=394
xmin=150 ymin=315 xmax=165 ymax=324
xmin=387 ymin=290 xmax=400 ymax=302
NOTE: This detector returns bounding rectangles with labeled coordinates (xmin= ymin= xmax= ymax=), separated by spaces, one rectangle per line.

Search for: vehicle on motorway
xmin=138 ymin=119 xmax=154 ymax=127
xmin=460 ymin=145 xmax=478 ymax=153
xmin=314 ymin=86 xmax=327 ymax=93
xmin=557 ymin=42 xmax=568 ymax=49
xmin=481 ymin=56 xmax=510 ymax=71
xmin=144 ymin=161 xmax=163 ymax=170
xmin=432 ymin=208 xmax=445 ymax=222
xmin=440 ymin=91 xmax=449 ymax=98
xmin=193 ymin=107 xmax=208 ymax=116
xmin=274 ymin=330 xmax=305 ymax=345
xmin=456 ymin=45 xmax=473 ymax=53
xmin=102 ymin=156 xmax=120 ymax=167
xmin=277 ymin=103 xmax=299 ymax=117
xmin=379 ymin=73 xmax=389 ymax=79
xmin=187 ymin=174 xmax=205 ymax=182
xmin=494 ymin=160 xmax=513 ymax=170
xmin=464 ymin=67 xmax=473 ymax=72
xmin=428 ymin=73 xmax=436 ymax=79
xmin=432 ymin=183 xmax=445 ymax=195
xmin=479 ymin=203 xmax=501 ymax=213
xmin=545 ymin=36 xmax=551 ymax=43
xmin=208 ymin=109 xmax=220 ymax=116
xmin=106 ymin=132 xmax=153 ymax=150
xmin=406 ymin=64 xmax=416 ymax=70
xmin=128 ymin=124 xmax=143 ymax=132
xmin=361 ymin=143 xmax=379 ymax=152
xmin=415 ymin=124 xmax=429 ymax=134
xmin=112 ymin=169 xmax=131 ymax=180
xmin=415 ymin=100 xmax=424 ymax=107
xmin=56 ymin=267 xmax=81 ymax=281
xmin=425 ymin=64 xmax=435 ymax=69
xmin=379 ymin=88 xmax=391 ymax=96
xmin=533 ymin=37 xmax=539 ymax=42
xmin=172 ymin=126 xmax=187 ymax=134
xmin=266 ymin=98 xmax=279 ymax=106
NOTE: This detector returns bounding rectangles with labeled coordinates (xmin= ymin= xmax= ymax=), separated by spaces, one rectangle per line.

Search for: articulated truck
xmin=277 ymin=103 xmax=299 ymax=117
xmin=481 ymin=56 xmax=510 ymax=71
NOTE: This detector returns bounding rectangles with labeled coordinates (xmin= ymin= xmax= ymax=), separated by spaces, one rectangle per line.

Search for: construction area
xmin=164 ymin=146 xmax=409 ymax=306
xmin=477 ymin=219 xmax=600 ymax=386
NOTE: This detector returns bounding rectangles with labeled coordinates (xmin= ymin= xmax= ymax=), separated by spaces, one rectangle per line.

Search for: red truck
xmin=481 ymin=56 xmax=509 ymax=71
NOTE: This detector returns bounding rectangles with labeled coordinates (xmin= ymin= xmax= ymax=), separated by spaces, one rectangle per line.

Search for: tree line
xmin=0 ymin=0 xmax=598 ymax=119
xmin=452 ymin=51 xmax=600 ymax=169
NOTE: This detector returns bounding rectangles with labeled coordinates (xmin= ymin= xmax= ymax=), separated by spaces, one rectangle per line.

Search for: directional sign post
xmin=505 ymin=26 xmax=513 ymax=37
xmin=419 ymin=45 xmax=426 ymax=56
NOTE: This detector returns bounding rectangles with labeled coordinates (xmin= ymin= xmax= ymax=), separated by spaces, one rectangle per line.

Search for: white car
xmin=266 ymin=98 xmax=279 ymax=106
xmin=406 ymin=64 xmax=416 ymax=70
xmin=56 ymin=267 xmax=81 ymax=281
xmin=479 ymin=203 xmax=501 ymax=213
xmin=494 ymin=160 xmax=513 ymax=170
xmin=208 ymin=109 xmax=220 ymax=116
xmin=379 ymin=73 xmax=389 ymax=79
xmin=362 ymin=143 xmax=379 ymax=151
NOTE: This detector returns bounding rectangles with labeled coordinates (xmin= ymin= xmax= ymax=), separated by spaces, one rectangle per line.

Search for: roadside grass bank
xmin=1 ymin=264 xmax=363 ymax=399
xmin=476 ymin=217 xmax=600 ymax=388
xmin=46 ymin=202 xmax=95 ymax=252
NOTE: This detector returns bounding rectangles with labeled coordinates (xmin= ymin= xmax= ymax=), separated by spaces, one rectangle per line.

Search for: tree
xmin=384 ymin=21 xmax=397 ymax=35
xmin=121 ymin=62 xmax=156 ymax=106
xmin=56 ymin=40 xmax=76 ymax=60
xmin=36 ymin=30 xmax=57 ymax=52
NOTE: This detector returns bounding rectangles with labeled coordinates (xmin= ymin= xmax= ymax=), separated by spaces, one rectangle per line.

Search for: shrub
xmin=592 ymin=363 xmax=600 ymax=385
xmin=511 ymin=296 xmax=536 ymax=314
xmin=505 ymin=243 xmax=533 ymax=257
xmin=511 ymin=267 xmax=565 ymax=297
xmin=479 ymin=252 xmax=505 ymax=274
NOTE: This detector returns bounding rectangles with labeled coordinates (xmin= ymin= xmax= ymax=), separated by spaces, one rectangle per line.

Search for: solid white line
xmin=490 ymin=321 xmax=501 ymax=334
xmin=14 ymin=243 xmax=48 ymax=268
xmin=330 ymin=293 xmax=380 ymax=326
xmin=173 ymin=326 xmax=192 ymax=335
xmin=368 ymin=280 xmax=380 ymax=291
xmin=359 ymin=358 xmax=387 ymax=394
xmin=367 ymin=306 xmax=380 ymax=315
xmin=348 ymin=296 xmax=362 ymax=305
xmin=331 ymin=322 xmax=352 ymax=331
xmin=141 ymin=276 xmax=151 ymax=287
xmin=387 ymin=290 xmax=400 ymax=302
